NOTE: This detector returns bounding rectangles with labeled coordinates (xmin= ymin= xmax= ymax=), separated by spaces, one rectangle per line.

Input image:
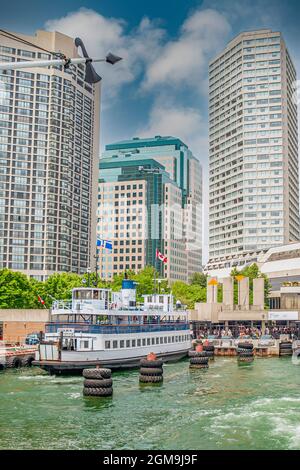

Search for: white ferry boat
xmin=34 ymin=279 xmax=191 ymax=374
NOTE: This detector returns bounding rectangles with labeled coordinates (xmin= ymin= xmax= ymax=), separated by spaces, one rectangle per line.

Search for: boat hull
xmin=33 ymin=349 xmax=189 ymax=375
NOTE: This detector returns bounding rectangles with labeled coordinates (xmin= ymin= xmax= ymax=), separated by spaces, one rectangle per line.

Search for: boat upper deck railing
xmin=51 ymin=300 xmax=188 ymax=316
xmin=45 ymin=321 xmax=190 ymax=335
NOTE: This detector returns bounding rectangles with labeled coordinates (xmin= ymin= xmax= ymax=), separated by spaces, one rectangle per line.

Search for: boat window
xmin=151 ymin=338 xmax=155 ymax=345
xmin=113 ymin=340 xmax=118 ymax=349
xmin=126 ymin=340 xmax=130 ymax=348
xmin=172 ymin=336 xmax=174 ymax=342
xmin=175 ymin=336 xmax=178 ymax=342
xmin=132 ymin=339 xmax=136 ymax=347
xmin=80 ymin=340 xmax=89 ymax=349
xmin=93 ymin=291 xmax=99 ymax=299
xmin=120 ymin=340 xmax=124 ymax=348
xmin=164 ymin=337 xmax=167 ymax=343
xmin=159 ymin=296 xmax=164 ymax=303
xmin=105 ymin=341 xmax=110 ymax=349
xmin=168 ymin=337 xmax=171 ymax=343
xmin=156 ymin=338 xmax=159 ymax=345
xmin=147 ymin=338 xmax=151 ymax=346
xmin=137 ymin=339 xmax=141 ymax=347
xmin=160 ymin=337 xmax=163 ymax=344
xmin=142 ymin=338 xmax=146 ymax=346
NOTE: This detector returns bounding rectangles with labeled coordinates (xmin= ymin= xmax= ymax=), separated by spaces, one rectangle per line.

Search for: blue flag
xmin=96 ymin=238 xmax=113 ymax=252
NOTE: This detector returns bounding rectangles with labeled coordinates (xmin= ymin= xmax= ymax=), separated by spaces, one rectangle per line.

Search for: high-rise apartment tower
xmin=208 ymin=30 xmax=299 ymax=270
xmin=0 ymin=30 xmax=100 ymax=279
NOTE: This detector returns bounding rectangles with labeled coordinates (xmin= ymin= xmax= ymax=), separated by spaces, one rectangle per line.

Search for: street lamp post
xmin=94 ymin=253 xmax=99 ymax=286
xmin=87 ymin=267 xmax=91 ymax=288
xmin=0 ymin=34 xmax=122 ymax=84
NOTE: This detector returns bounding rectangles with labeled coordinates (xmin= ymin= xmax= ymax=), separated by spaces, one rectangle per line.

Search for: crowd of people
xmin=193 ymin=324 xmax=300 ymax=340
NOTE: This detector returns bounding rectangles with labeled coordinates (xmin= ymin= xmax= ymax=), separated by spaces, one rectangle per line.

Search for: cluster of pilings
xmin=188 ymin=342 xmax=211 ymax=369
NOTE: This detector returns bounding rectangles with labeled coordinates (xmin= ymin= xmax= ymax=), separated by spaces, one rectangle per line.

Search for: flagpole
xmin=154 ymin=248 xmax=158 ymax=295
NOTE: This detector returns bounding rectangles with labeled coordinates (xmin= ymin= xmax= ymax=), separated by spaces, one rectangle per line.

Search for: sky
xmin=1 ymin=0 xmax=300 ymax=261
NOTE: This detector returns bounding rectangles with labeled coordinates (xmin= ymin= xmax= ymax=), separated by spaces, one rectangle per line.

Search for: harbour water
xmin=0 ymin=357 xmax=300 ymax=450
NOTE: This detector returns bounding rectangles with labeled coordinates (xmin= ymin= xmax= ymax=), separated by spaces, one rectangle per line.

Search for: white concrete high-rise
xmin=208 ymin=29 xmax=299 ymax=271
xmin=0 ymin=30 xmax=100 ymax=279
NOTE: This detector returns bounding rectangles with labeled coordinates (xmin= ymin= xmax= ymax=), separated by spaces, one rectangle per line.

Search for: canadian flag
xmin=38 ymin=295 xmax=45 ymax=305
xmin=156 ymin=248 xmax=167 ymax=264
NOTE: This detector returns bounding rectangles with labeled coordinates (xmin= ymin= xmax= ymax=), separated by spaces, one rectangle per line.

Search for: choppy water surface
xmin=0 ymin=358 xmax=300 ymax=450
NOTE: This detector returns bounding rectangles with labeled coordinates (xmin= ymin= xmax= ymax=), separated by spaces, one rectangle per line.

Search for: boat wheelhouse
xmin=34 ymin=280 xmax=191 ymax=373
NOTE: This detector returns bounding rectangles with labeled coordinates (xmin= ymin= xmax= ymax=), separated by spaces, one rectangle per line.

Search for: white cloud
xmin=142 ymin=9 xmax=231 ymax=90
xmin=45 ymin=8 xmax=165 ymax=100
xmin=45 ymin=7 xmax=231 ymax=100
xmin=138 ymin=100 xmax=207 ymax=158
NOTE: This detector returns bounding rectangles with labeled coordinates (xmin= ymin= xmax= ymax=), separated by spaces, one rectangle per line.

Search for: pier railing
xmin=45 ymin=322 xmax=189 ymax=335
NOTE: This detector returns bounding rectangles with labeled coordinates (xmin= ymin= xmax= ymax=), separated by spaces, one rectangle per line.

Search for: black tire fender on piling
xmin=238 ymin=356 xmax=254 ymax=362
xmin=190 ymin=356 xmax=209 ymax=365
xmin=83 ymin=368 xmax=112 ymax=379
xmin=84 ymin=378 xmax=113 ymax=388
xmin=140 ymin=359 xmax=163 ymax=368
xmin=83 ymin=387 xmax=113 ymax=396
xmin=139 ymin=367 xmax=163 ymax=376
xmin=205 ymin=351 xmax=215 ymax=357
xmin=139 ymin=374 xmax=163 ymax=383
xmin=237 ymin=348 xmax=250 ymax=354
xmin=237 ymin=342 xmax=253 ymax=350
xmin=21 ymin=355 xmax=35 ymax=367
xmin=188 ymin=350 xmax=208 ymax=357
xmin=6 ymin=356 xmax=22 ymax=368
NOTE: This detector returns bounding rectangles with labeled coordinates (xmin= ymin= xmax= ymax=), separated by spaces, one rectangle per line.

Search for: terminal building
xmin=204 ymin=242 xmax=300 ymax=292
xmin=191 ymin=274 xmax=300 ymax=333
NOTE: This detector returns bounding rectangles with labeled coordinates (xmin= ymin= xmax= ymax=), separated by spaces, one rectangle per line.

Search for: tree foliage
xmin=172 ymin=281 xmax=206 ymax=309
xmin=230 ymin=263 xmax=271 ymax=306
xmin=0 ymin=269 xmax=40 ymax=309
xmin=190 ymin=272 xmax=207 ymax=288
xmin=0 ymin=265 xmax=271 ymax=310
